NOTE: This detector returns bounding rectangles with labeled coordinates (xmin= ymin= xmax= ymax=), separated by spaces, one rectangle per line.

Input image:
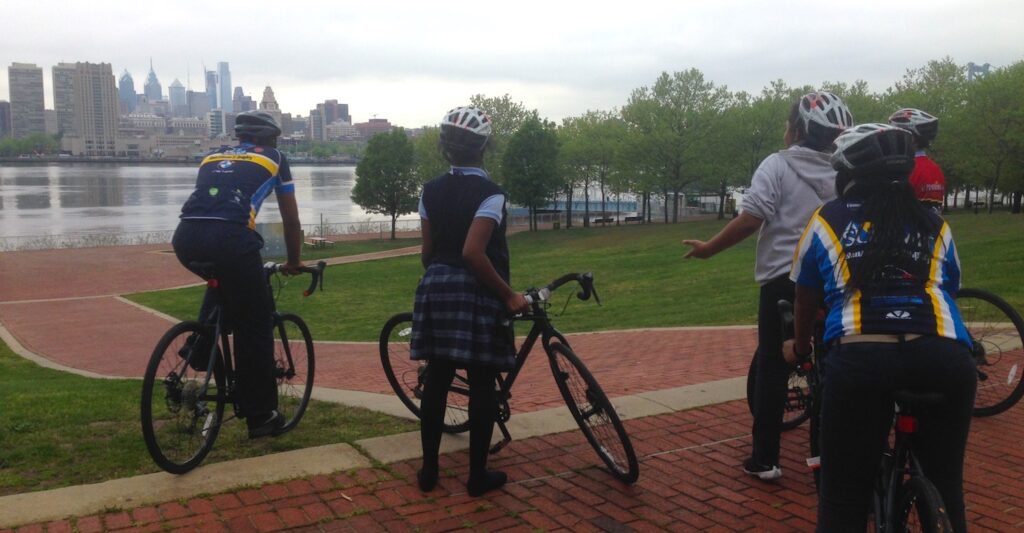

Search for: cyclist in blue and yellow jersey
xmin=172 ymin=110 xmax=304 ymax=439
xmin=889 ymin=108 xmax=945 ymax=213
xmin=684 ymin=92 xmax=853 ymax=481
xmin=787 ymin=124 xmax=975 ymax=532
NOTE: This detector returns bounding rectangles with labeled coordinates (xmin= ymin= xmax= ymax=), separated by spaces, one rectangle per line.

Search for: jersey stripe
xmin=201 ymin=152 xmax=280 ymax=176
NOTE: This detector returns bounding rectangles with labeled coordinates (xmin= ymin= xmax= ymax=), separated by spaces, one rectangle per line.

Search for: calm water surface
xmin=0 ymin=164 xmax=375 ymax=238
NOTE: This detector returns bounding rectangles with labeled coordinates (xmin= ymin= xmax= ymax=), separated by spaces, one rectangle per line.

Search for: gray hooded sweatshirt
xmin=740 ymin=145 xmax=836 ymax=285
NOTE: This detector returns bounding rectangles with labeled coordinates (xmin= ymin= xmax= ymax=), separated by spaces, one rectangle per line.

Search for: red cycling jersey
xmin=909 ymin=151 xmax=945 ymax=210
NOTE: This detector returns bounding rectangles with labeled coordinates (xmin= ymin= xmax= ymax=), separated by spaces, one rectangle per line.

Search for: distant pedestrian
xmin=682 ymin=92 xmax=853 ymax=481
xmin=411 ymin=106 xmax=530 ymax=496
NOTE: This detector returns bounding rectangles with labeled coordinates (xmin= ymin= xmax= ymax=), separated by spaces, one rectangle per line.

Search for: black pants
xmin=172 ymin=220 xmax=277 ymax=417
xmin=816 ymin=337 xmax=976 ymax=532
xmin=419 ymin=359 xmax=498 ymax=480
xmin=750 ymin=275 xmax=795 ymax=466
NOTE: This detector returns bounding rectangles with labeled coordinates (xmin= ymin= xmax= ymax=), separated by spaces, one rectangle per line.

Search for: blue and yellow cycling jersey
xmin=180 ymin=143 xmax=294 ymax=230
xmin=790 ymin=199 xmax=970 ymax=346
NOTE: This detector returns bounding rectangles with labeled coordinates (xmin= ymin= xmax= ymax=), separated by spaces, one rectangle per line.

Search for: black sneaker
xmin=742 ymin=457 xmax=782 ymax=481
xmin=178 ymin=333 xmax=212 ymax=371
xmin=247 ymin=410 xmax=285 ymax=439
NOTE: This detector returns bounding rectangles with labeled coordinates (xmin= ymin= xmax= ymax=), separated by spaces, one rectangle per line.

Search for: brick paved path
xmin=7 ymin=399 xmax=1022 ymax=532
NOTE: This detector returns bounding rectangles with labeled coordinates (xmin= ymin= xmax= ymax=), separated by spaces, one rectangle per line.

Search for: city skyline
xmin=2 ymin=1 xmax=1023 ymax=128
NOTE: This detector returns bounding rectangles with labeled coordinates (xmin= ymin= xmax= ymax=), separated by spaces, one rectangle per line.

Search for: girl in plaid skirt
xmin=411 ymin=106 xmax=530 ymax=497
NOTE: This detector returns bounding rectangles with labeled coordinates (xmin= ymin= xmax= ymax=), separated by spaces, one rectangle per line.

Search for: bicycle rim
xmin=140 ymin=322 xmax=225 ymax=474
xmin=274 ymin=314 xmax=315 ymax=433
xmin=894 ymin=476 xmax=954 ymax=532
xmin=548 ymin=343 xmax=639 ymax=483
xmin=746 ymin=353 xmax=812 ymax=431
xmin=379 ymin=312 xmax=470 ymax=433
xmin=957 ymin=289 xmax=1024 ymax=416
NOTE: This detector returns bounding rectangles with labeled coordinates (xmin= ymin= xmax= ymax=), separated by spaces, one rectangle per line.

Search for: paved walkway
xmin=1 ymin=244 xmax=1023 ymax=531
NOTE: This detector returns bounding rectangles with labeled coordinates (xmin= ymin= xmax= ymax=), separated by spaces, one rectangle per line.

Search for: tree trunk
xmin=672 ymin=192 xmax=680 ymax=223
xmin=953 ymin=188 xmax=959 ymax=210
xmin=583 ymin=181 xmax=591 ymax=228
xmin=1012 ymin=191 xmax=1022 ymax=214
xmin=988 ymin=187 xmax=995 ymax=214
xmin=615 ymin=193 xmax=621 ymax=226
xmin=564 ymin=188 xmax=574 ymax=229
xmin=646 ymin=192 xmax=652 ymax=223
xmin=717 ymin=179 xmax=727 ymax=220
xmin=390 ymin=214 xmax=397 ymax=240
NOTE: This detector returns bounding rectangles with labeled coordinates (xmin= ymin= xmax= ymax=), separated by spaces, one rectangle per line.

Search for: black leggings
xmin=419 ymin=359 xmax=499 ymax=480
xmin=751 ymin=275 xmax=795 ymax=465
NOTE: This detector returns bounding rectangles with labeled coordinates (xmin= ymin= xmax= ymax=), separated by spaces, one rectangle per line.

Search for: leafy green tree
xmin=412 ymin=127 xmax=447 ymax=181
xmin=559 ymin=111 xmax=628 ymax=226
xmin=469 ymin=94 xmax=538 ymax=183
xmin=503 ymin=117 xmax=561 ymax=231
xmin=352 ymin=128 xmax=418 ymax=239
xmin=0 ymin=134 xmax=61 ymax=157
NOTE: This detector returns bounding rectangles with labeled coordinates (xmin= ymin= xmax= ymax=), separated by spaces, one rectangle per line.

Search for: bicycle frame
xmin=872 ymin=407 xmax=929 ymax=531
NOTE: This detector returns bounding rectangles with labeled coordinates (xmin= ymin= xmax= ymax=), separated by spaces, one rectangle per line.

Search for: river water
xmin=0 ymin=164 xmax=385 ymax=245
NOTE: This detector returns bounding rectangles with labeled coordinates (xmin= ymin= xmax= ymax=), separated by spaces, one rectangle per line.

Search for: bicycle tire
xmin=745 ymin=353 xmax=812 ymax=431
xmin=956 ymin=288 xmax=1024 ymax=416
xmin=141 ymin=321 xmax=226 ymax=474
xmin=547 ymin=342 xmax=639 ymax=483
xmin=379 ymin=312 xmax=471 ymax=433
xmin=892 ymin=476 xmax=954 ymax=532
xmin=273 ymin=314 xmax=315 ymax=433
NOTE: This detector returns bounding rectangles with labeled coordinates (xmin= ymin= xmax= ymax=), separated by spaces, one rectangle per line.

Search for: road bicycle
xmin=380 ymin=272 xmax=639 ymax=483
xmin=954 ymin=288 xmax=1024 ymax=416
xmin=141 ymin=260 xmax=326 ymax=474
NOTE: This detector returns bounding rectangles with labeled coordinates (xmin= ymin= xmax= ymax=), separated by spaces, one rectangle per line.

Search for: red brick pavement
xmin=8 ymin=399 xmax=1023 ymax=532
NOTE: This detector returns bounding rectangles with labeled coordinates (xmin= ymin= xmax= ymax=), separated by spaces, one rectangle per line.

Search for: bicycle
xmin=379 ymin=272 xmax=640 ymax=483
xmin=140 ymin=260 xmax=326 ymax=474
xmin=954 ymin=288 xmax=1024 ymax=416
xmin=867 ymin=391 xmax=954 ymax=532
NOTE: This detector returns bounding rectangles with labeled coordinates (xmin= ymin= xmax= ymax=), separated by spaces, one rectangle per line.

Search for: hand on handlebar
xmin=505 ymin=293 xmax=530 ymax=315
xmin=278 ymin=261 xmax=305 ymax=276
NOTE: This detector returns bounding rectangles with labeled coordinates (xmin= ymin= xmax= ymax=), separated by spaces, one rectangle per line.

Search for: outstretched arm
xmin=682 ymin=211 xmax=763 ymax=259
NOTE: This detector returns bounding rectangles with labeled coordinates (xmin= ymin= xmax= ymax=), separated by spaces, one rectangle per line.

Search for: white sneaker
xmin=743 ymin=458 xmax=783 ymax=481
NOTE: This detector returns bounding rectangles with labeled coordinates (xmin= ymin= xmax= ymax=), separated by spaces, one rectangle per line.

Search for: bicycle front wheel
xmin=273 ymin=314 xmax=315 ymax=433
xmin=141 ymin=321 xmax=225 ymax=474
xmin=956 ymin=288 xmax=1024 ymax=416
xmin=892 ymin=476 xmax=954 ymax=532
xmin=746 ymin=353 xmax=812 ymax=431
xmin=547 ymin=342 xmax=639 ymax=483
xmin=379 ymin=312 xmax=470 ymax=433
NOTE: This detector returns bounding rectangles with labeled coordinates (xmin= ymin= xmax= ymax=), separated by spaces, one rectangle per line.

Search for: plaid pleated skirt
xmin=411 ymin=263 xmax=516 ymax=371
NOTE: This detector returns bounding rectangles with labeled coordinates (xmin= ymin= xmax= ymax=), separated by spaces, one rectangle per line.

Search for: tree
xmin=352 ymin=128 xmax=418 ymax=239
xmin=502 ymin=117 xmax=561 ymax=231
xmin=559 ymin=111 xmax=628 ymax=227
xmin=412 ymin=127 xmax=447 ymax=181
xmin=469 ymin=94 xmax=538 ymax=184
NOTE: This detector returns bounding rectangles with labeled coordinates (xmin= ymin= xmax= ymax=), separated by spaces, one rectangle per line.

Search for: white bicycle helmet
xmin=440 ymin=106 xmax=491 ymax=159
xmin=831 ymin=123 xmax=915 ymax=180
xmin=888 ymin=108 xmax=939 ymax=142
xmin=799 ymin=92 xmax=854 ymax=143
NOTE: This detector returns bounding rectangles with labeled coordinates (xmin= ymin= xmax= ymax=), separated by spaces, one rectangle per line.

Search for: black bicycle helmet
xmin=799 ymin=91 xmax=854 ymax=145
xmin=888 ymin=108 xmax=939 ymax=143
xmin=440 ymin=106 xmax=491 ymax=158
xmin=234 ymin=110 xmax=282 ymax=140
xmin=831 ymin=123 xmax=915 ymax=182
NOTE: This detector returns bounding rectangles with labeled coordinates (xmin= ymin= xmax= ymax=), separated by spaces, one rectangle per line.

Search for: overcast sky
xmin=3 ymin=0 xmax=1022 ymax=128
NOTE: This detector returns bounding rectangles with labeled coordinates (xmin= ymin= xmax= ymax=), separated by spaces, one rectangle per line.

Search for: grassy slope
xmin=127 ymin=212 xmax=1024 ymax=343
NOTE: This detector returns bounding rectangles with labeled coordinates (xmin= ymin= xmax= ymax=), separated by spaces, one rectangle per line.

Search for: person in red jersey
xmin=889 ymin=108 xmax=944 ymax=213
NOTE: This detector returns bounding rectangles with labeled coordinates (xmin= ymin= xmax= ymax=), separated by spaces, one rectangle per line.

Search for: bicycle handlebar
xmin=263 ymin=260 xmax=327 ymax=297
xmin=524 ymin=272 xmax=600 ymax=306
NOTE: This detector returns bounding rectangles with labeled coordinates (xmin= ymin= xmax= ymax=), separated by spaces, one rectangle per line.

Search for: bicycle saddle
xmin=188 ymin=261 xmax=217 ymax=280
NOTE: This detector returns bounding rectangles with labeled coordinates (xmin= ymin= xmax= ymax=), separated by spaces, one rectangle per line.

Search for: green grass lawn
xmin=281 ymin=237 xmax=420 ymax=262
xmin=126 ymin=211 xmax=1024 ymax=343
xmin=0 ymin=340 xmax=417 ymax=496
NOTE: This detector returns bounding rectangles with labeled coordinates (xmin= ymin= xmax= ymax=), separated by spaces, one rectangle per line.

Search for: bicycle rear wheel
xmin=547 ymin=342 xmax=639 ymax=483
xmin=379 ymin=312 xmax=471 ymax=433
xmin=893 ymin=476 xmax=954 ymax=532
xmin=141 ymin=321 xmax=226 ymax=474
xmin=273 ymin=314 xmax=314 ymax=433
xmin=746 ymin=352 xmax=812 ymax=430
xmin=956 ymin=288 xmax=1024 ymax=416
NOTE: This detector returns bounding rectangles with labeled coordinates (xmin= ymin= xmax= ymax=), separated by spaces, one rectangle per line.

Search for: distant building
xmin=44 ymin=109 xmax=59 ymax=135
xmin=326 ymin=120 xmax=358 ymax=141
xmin=355 ymin=118 xmax=392 ymax=139
xmin=207 ymin=109 xmax=226 ymax=138
xmin=66 ymin=62 xmax=119 ymax=156
xmin=205 ymin=70 xmax=218 ymax=111
xmin=143 ymin=60 xmax=162 ymax=101
xmin=8 ymin=62 xmax=46 ymax=138
xmin=258 ymin=86 xmax=282 ymax=127
xmin=233 ymin=86 xmax=255 ymax=113
xmin=0 ymin=101 xmax=11 ymax=137
xmin=168 ymin=79 xmax=186 ymax=116
xmin=217 ymin=62 xmax=231 ymax=112
xmin=52 ymin=62 xmax=77 ymax=136
xmin=306 ymin=99 xmax=351 ymax=141
xmin=168 ymin=116 xmax=207 ymax=135
xmin=187 ymin=89 xmax=210 ymax=119
xmin=287 ymin=114 xmax=307 ymax=136
xmin=118 ymin=70 xmax=136 ymax=114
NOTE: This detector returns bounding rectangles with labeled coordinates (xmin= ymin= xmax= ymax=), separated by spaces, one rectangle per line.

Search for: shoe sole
xmin=743 ymin=468 xmax=783 ymax=481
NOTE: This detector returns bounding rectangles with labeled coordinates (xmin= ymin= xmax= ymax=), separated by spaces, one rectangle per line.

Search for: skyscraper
xmin=168 ymin=79 xmax=186 ymax=116
xmin=259 ymin=86 xmax=282 ymax=126
xmin=0 ymin=101 xmax=12 ymax=137
xmin=70 ymin=62 xmax=119 ymax=156
xmin=52 ymin=63 xmax=77 ymax=136
xmin=233 ymin=86 xmax=254 ymax=113
xmin=118 ymin=70 xmax=137 ymax=114
xmin=205 ymin=70 xmax=218 ymax=110
xmin=144 ymin=60 xmax=162 ymax=101
xmin=7 ymin=63 xmax=45 ymax=138
xmin=217 ymin=62 xmax=231 ymax=112
xmin=186 ymin=90 xmax=210 ymax=118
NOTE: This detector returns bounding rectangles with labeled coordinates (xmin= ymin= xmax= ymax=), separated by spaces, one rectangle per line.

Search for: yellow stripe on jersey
xmin=815 ymin=213 xmax=863 ymax=333
xmin=927 ymin=223 xmax=954 ymax=337
xmin=201 ymin=153 xmax=280 ymax=176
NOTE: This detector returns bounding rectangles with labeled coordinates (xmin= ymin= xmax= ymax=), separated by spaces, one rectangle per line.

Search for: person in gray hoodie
xmin=683 ymin=92 xmax=853 ymax=480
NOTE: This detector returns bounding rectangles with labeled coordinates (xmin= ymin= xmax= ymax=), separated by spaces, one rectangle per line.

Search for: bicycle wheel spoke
xmin=274 ymin=315 xmax=314 ymax=433
xmin=957 ymin=289 xmax=1024 ymax=415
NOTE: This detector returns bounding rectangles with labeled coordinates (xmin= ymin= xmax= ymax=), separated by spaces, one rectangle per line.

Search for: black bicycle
xmin=379 ymin=272 xmax=639 ymax=483
xmin=141 ymin=260 xmax=326 ymax=474
xmin=868 ymin=391 xmax=954 ymax=532
xmin=955 ymin=288 xmax=1024 ymax=416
